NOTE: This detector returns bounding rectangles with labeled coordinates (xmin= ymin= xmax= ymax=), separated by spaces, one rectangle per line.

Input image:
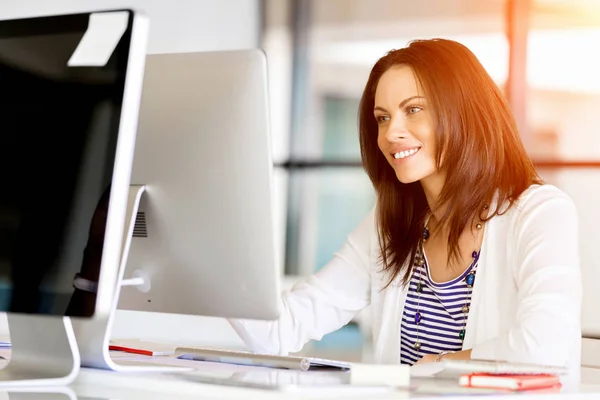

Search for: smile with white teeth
xmin=393 ymin=147 xmax=420 ymax=159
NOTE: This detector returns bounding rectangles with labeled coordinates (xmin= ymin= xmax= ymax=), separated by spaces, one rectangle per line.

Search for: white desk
xmin=67 ymin=366 xmax=600 ymax=399
xmin=0 ymin=368 xmax=597 ymax=399
xmin=69 ymin=356 xmax=600 ymax=400
xmin=1 ymin=352 xmax=600 ymax=399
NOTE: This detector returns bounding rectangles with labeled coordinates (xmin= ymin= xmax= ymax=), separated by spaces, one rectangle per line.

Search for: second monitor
xmin=117 ymin=49 xmax=281 ymax=320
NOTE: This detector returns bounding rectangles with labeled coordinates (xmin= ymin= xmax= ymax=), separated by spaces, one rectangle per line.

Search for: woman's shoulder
xmin=504 ymin=183 xmax=578 ymax=223
xmin=514 ymin=183 xmax=574 ymax=208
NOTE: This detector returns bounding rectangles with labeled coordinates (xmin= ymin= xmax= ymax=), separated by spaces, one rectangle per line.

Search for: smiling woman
xmin=229 ymin=38 xmax=583 ymax=383
xmin=359 ymin=39 xmax=542 ymax=287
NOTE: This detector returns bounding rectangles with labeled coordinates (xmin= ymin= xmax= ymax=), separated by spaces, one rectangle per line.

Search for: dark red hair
xmin=358 ymin=38 xmax=541 ymax=286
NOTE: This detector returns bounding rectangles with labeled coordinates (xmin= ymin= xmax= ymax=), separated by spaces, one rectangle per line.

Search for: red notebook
xmin=459 ymin=373 xmax=561 ymax=391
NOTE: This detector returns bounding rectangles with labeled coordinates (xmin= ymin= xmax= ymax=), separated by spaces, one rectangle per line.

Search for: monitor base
xmin=74 ymin=184 xmax=190 ymax=373
xmin=0 ymin=314 xmax=79 ymax=387
xmin=4 ymin=386 xmax=76 ymax=399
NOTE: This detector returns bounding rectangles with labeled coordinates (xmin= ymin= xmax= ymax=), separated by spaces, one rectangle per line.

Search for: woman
xmin=230 ymin=38 xmax=582 ymax=380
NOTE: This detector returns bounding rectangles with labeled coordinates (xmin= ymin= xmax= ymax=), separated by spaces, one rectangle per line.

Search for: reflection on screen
xmin=0 ymin=12 xmax=133 ymax=316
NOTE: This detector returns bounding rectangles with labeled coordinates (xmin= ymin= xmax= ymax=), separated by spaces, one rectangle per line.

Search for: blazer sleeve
xmin=470 ymin=188 xmax=582 ymax=367
xmin=228 ymin=209 xmax=375 ymax=356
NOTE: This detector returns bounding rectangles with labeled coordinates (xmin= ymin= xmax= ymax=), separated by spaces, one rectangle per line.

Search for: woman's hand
xmin=415 ymin=349 xmax=472 ymax=364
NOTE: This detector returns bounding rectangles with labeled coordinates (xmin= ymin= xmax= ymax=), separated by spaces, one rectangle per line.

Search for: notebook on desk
xmin=411 ymin=359 xmax=568 ymax=380
xmin=458 ymin=373 xmax=562 ymax=391
xmin=175 ymin=347 xmax=352 ymax=371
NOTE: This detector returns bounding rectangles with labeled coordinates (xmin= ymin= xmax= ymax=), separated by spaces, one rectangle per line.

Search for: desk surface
xmin=70 ymin=367 xmax=600 ymax=400
xmin=0 ymin=352 xmax=600 ymax=399
xmin=73 ymin=354 xmax=600 ymax=400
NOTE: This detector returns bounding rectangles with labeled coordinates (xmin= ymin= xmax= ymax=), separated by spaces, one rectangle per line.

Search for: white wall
xmin=0 ymin=0 xmax=260 ymax=348
xmin=0 ymin=0 xmax=260 ymax=54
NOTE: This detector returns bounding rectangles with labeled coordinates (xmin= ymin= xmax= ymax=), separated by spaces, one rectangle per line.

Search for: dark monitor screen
xmin=0 ymin=10 xmax=135 ymax=316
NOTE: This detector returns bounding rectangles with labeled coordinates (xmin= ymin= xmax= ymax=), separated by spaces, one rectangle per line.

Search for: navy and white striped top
xmin=399 ymin=250 xmax=479 ymax=365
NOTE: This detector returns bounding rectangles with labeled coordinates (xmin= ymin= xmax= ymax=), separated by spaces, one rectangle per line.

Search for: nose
xmin=384 ymin=116 xmax=409 ymax=143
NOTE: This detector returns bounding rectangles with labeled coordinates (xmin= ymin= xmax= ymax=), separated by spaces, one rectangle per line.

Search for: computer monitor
xmin=73 ymin=49 xmax=281 ymax=371
xmin=120 ymin=49 xmax=281 ymax=319
xmin=0 ymin=9 xmax=148 ymax=385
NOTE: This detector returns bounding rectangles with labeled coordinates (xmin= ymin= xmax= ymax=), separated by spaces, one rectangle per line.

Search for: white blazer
xmin=230 ymin=184 xmax=582 ymax=382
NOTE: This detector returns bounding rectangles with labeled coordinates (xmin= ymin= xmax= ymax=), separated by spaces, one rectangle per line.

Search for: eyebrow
xmin=373 ymin=95 xmax=425 ymax=113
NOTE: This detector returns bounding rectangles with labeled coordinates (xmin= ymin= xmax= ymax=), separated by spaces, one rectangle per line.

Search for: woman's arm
xmin=469 ymin=188 xmax=581 ymax=367
xmin=229 ymin=209 xmax=375 ymax=356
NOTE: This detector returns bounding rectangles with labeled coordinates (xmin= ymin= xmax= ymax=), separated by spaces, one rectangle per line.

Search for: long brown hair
xmin=358 ymin=38 xmax=541 ymax=287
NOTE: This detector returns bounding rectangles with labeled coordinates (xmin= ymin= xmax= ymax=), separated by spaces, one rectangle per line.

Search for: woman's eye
xmin=375 ymin=115 xmax=390 ymax=123
xmin=407 ymin=106 xmax=423 ymax=115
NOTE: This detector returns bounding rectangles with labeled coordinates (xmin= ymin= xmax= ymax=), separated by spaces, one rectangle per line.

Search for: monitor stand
xmin=4 ymin=385 xmax=76 ymax=399
xmin=0 ymin=314 xmax=79 ymax=387
xmin=73 ymin=185 xmax=190 ymax=372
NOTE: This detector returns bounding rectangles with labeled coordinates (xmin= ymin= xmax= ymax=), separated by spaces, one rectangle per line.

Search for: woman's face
xmin=374 ymin=65 xmax=439 ymax=184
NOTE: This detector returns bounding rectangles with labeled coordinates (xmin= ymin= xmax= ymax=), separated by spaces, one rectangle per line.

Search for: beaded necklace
xmin=412 ymin=205 xmax=487 ymax=351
